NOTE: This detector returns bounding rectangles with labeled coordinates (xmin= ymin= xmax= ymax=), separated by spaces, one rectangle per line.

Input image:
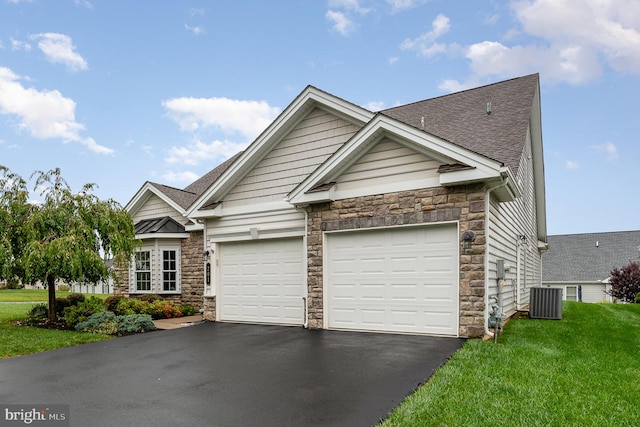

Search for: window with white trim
xmin=162 ymin=250 xmax=178 ymax=292
xmin=135 ymin=251 xmax=151 ymax=292
xmin=131 ymin=244 xmax=181 ymax=293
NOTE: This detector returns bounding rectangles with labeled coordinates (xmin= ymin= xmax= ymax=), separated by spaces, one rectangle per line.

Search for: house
xmin=118 ymin=74 xmax=547 ymax=337
xmin=542 ymin=230 xmax=640 ymax=303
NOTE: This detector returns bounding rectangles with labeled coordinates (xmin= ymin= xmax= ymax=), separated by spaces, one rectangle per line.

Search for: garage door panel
xmin=327 ymin=225 xmax=458 ymax=336
xmin=219 ymin=238 xmax=304 ymax=326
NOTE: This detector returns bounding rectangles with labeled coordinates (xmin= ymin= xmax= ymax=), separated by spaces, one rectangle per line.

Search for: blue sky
xmin=0 ymin=0 xmax=638 ymax=236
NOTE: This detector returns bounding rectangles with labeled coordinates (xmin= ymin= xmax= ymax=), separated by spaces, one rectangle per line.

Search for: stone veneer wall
xmin=112 ymin=231 xmax=205 ymax=311
xmin=180 ymin=231 xmax=205 ymax=310
xmin=306 ymin=184 xmax=487 ymax=337
xmin=202 ymin=296 xmax=215 ymax=321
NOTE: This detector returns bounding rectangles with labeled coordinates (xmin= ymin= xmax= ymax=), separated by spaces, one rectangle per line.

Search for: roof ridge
xmin=382 ymin=73 xmax=539 ymax=112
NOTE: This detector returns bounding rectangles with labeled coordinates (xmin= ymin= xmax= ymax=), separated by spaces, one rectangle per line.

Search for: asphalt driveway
xmin=0 ymin=322 xmax=464 ymax=426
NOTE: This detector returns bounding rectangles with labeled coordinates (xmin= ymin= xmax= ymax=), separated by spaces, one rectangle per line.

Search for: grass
xmin=0 ymin=290 xmax=113 ymax=359
xmin=0 ymin=288 xmax=108 ymax=302
xmin=381 ymin=301 xmax=640 ymax=427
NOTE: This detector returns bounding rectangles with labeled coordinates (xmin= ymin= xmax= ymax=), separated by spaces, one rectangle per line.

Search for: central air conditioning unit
xmin=529 ymin=287 xmax=563 ymax=320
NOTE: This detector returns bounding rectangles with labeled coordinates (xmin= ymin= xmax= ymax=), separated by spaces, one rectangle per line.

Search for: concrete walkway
xmin=152 ymin=315 xmax=205 ymax=330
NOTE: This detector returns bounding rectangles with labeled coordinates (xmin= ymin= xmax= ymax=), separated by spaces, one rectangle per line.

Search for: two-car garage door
xmin=326 ymin=224 xmax=459 ymax=336
xmin=216 ymin=224 xmax=459 ymax=336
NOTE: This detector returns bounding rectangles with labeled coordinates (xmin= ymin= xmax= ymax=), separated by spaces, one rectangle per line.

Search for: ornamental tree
xmin=0 ymin=166 xmax=138 ymax=321
xmin=607 ymin=260 xmax=640 ymax=303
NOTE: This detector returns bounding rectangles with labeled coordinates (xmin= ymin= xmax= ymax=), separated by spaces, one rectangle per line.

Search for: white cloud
xmin=165 ymin=138 xmax=246 ymax=167
xmin=10 ymin=38 xmax=31 ymax=51
xmin=31 ymin=33 xmax=88 ymax=71
xmin=386 ymin=0 xmax=428 ymax=13
xmin=565 ymin=160 xmax=580 ymax=169
xmin=74 ymin=0 xmax=93 ymax=9
xmin=162 ymin=96 xmax=280 ymax=140
xmin=591 ymin=142 xmax=618 ymax=160
xmin=161 ymin=170 xmax=200 ymax=184
xmin=513 ymin=0 xmax=640 ymax=74
xmin=326 ymin=10 xmax=356 ymax=36
xmin=329 ymin=0 xmax=370 ymax=14
xmin=0 ymin=67 xmax=112 ymax=154
xmin=363 ymin=100 xmax=385 ymax=111
xmin=185 ymin=24 xmax=206 ymax=35
xmin=400 ymin=14 xmax=451 ymax=57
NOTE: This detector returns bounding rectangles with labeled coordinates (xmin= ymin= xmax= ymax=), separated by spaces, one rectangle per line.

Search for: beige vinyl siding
xmin=224 ymin=108 xmax=361 ymax=208
xmin=335 ymin=139 xmax=442 ymax=192
xmin=486 ymin=126 xmax=542 ymax=316
xmin=133 ymin=193 xmax=183 ymax=224
xmin=206 ymin=207 xmax=305 ymax=243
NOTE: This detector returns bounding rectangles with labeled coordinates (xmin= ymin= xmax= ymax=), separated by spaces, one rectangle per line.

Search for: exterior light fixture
xmin=203 ymin=250 xmax=210 ymax=262
xmin=462 ymin=231 xmax=476 ymax=250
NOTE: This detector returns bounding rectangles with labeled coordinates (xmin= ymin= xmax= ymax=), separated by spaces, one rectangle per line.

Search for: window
xmin=135 ymin=251 xmax=151 ymax=291
xmin=565 ymin=286 xmax=577 ymax=301
xmin=163 ymin=250 xmax=177 ymax=292
xmin=132 ymin=246 xmax=180 ymax=293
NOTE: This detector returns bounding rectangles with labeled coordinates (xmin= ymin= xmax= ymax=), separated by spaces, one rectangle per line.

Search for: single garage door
xmin=326 ymin=224 xmax=459 ymax=336
xmin=218 ymin=238 xmax=305 ymax=326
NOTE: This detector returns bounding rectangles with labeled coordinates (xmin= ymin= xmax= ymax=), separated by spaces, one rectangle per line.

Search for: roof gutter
xmin=484 ymin=174 xmax=510 ymax=338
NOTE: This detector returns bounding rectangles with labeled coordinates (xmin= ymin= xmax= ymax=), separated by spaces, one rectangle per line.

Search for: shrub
xmin=75 ymin=312 xmax=157 ymax=335
xmin=635 ymin=292 xmax=640 ymax=304
xmin=116 ymin=314 xmax=157 ymax=334
xmin=66 ymin=293 xmax=86 ymax=305
xmin=63 ymin=296 xmax=105 ymax=328
xmin=608 ymin=261 xmax=640 ymax=302
xmin=27 ymin=303 xmax=49 ymax=321
xmin=57 ymin=284 xmax=71 ymax=292
xmin=75 ymin=311 xmax=118 ymax=335
xmin=114 ymin=298 xmax=148 ymax=316
xmin=181 ymin=304 xmax=195 ymax=316
xmin=148 ymin=300 xmax=182 ymax=319
xmin=103 ymin=295 xmax=126 ymax=313
xmin=137 ymin=294 xmax=162 ymax=303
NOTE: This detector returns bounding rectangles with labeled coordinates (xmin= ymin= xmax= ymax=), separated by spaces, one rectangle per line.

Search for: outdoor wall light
xmin=203 ymin=250 xmax=210 ymax=262
xmin=462 ymin=231 xmax=476 ymax=250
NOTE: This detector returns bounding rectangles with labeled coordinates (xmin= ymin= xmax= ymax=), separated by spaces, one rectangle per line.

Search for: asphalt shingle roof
xmin=381 ymin=74 xmax=539 ymax=175
xmin=148 ymin=151 xmax=243 ymax=210
xmin=543 ymin=231 xmax=640 ymax=282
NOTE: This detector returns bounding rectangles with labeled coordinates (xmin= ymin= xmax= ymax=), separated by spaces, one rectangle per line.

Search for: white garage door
xmin=326 ymin=224 xmax=459 ymax=336
xmin=218 ymin=238 xmax=305 ymax=326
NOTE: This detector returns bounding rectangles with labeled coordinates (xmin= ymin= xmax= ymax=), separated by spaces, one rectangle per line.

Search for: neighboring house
xmin=118 ymin=74 xmax=547 ymax=337
xmin=542 ymin=230 xmax=640 ymax=303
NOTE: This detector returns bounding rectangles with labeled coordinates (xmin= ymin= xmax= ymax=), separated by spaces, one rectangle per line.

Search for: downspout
xmin=484 ymin=175 xmax=510 ymax=338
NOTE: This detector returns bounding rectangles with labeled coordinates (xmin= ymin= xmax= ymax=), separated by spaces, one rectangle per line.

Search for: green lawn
xmin=0 ymin=291 xmax=113 ymax=359
xmin=381 ymin=301 xmax=640 ymax=426
xmin=0 ymin=288 xmax=109 ymax=302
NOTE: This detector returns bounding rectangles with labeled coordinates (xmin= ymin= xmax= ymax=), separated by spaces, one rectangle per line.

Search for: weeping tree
xmin=0 ymin=166 xmax=32 ymax=286
xmin=0 ymin=166 xmax=137 ymax=321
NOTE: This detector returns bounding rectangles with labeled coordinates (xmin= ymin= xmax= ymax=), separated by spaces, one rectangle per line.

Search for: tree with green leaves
xmin=0 ymin=166 xmax=138 ymax=321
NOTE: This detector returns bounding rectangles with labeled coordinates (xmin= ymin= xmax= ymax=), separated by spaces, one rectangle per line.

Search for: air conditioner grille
xmin=530 ymin=287 xmax=563 ymax=320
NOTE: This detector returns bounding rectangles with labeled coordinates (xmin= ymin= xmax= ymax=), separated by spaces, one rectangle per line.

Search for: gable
xmin=332 ymin=139 xmax=444 ymax=199
xmin=187 ymin=86 xmax=374 ymax=218
xmin=222 ymin=108 xmax=361 ymax=208
xmin=288 ymin=113 xmax=516 ymax=206
xmin=132 ymin=193 xmax=184 ymax=224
